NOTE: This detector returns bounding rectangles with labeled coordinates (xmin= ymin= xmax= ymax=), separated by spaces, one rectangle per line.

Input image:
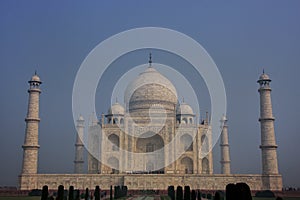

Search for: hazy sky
xmin=0 ymin=1 xmax=299 ymax=188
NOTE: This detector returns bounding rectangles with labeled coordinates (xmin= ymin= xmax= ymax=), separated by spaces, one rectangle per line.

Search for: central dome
xmin=124 ymin=66 xmax=178 ymax=118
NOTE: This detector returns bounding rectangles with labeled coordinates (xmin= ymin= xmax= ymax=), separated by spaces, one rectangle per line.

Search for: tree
xmin=226 ymin=183 xmax=237 ymax=200
xmin=184 ymin=186 xmax=191 ymax=200
xmin=168 ymin=186 xmax=175 ymax=200
xmin=56 ymin=185 xmax=64 ymax=200
xmin=123 ymin=186 xmax=128 ymax=197
xmin=236 ymin=183 xmax=252 ymax=200
xmin=75 ymin=190 xmax=80 ymax=200
xmin=176 ymin=186 xmax=183 ymax=200
xmin=110 ymin=185 xmax=113 ymax=200
xmin=226 ymin=183 xmax=252 ymax=200
xmin=41 ymin=185 xmax=48 ymax=200
xmin=213 ymin=191 xmax=220 ymax=200
xmin=94 ymin=185 xmax=101 ymax=200
xmin=191 ymin=190 xmax=196 ymax=200
xmin=207 ymin=194 xmax=212 ymax=199
xmin=215 ymin=191 xmax=225 ymax=200
xmin=114 ymin=186 xmax=120 ymax=199
xmin=197 ymin=190 xmax=201 ymax=200
xmin=85 ymin=188 xmax=89 ymax=200
xmin=68 ymin=186 xmax=74 ymax=200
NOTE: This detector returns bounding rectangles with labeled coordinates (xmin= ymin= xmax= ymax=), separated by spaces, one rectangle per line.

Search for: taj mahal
xmin=19 ymin=56 xmax=282 ymax=191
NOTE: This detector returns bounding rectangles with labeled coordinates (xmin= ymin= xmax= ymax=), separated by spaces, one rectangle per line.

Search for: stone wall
xmin=19 ymin=173 xmax=282 ymax=191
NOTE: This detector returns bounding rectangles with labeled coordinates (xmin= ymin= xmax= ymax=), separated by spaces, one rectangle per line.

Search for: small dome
xmin=259 ymin=73 xmax=270 ymax=80
xmin=176 ymin=102 xmax=194 ymax=115
xmin=258 ymin=70 xmax=271 ymax=83
xmin=108 ymin=102 xmax=125 ymax=115
xmin=30 ymin=74 xmax=41 ymax=83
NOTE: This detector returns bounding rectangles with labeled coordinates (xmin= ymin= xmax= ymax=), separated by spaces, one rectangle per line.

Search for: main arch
xmin=136 ymin=132 xmax=165 ymax=173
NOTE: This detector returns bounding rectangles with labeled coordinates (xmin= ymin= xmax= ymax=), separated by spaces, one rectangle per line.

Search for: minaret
xmin=258 ymin=71 xmax=279 ymax=175
xmin=74 ymin=115 xmax=85 ymax=173
xmin=21 ymin=72 xmax=42 ymax=174
xmin=220 ymin=115 xmax=231 ymax=174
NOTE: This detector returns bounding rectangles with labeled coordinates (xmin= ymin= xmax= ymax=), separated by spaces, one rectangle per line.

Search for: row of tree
xmin=168 ymin=185 xmax=207 ymax=200
xmin=40 ymin=183 xmax=283 ymax=200
xmin=167 ymin=183 xmax=252 ymax=200
xmin=114 ymin=185 xmax=128 ymax=199
xmin=41 ymin=184 xmax=111 ymax=200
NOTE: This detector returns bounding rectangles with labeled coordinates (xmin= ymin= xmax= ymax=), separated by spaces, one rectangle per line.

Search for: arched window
xmin=182 ymin=118 xmax=188 ymax=124
xmin=108 ymin=134 xmax=119 ymax=151
xmin=202 ymin=157 xmax=209 ymax=174
xmin=120 ymin=118 xmax=124 ymax=124
xmin=189 ymin=118 xmax=193 ymax=124
xmin=180 ymin=134 xmax=193 ymax=151
xmin=201 ymin=135 xmax=209 ymax=154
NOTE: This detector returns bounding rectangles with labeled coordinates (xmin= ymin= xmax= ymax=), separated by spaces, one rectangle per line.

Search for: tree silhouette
xmin=41 ymin=185 xmax=48 ymax=200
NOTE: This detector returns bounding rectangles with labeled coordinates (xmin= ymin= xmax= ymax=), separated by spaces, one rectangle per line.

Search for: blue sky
xmin=0 ymin=1 xmax=299 ymax=187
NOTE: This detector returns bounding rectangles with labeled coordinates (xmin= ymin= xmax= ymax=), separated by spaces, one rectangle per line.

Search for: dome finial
xmin=258 ymin=69 xmax=271 ymax=83
xmin=149 ymin=52 xmax=152 ymax=66
xmin=182 ymin=96 xmax=185 ymax=103
xmin=29 ymin=70 xmax=41 ymax=84
xmin=116 ymin=97 xmax=118 ymax=103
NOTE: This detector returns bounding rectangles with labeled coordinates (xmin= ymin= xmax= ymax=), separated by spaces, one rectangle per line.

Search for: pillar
xmin=21 ymin=73 xmax=42 ymax=174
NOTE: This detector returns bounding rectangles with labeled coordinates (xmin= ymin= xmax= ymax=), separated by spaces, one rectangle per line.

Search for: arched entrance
xmin=180 ymin=156 xmax=193 ymax=174
xmin=136 ymin=132 xmax=164 ymax=173
xmin=108 ymin=157 xmax=119 ymax=174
